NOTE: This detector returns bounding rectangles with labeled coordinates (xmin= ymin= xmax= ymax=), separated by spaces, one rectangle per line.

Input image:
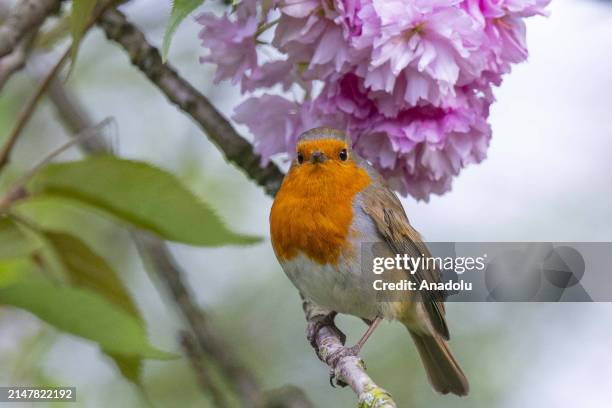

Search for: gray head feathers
xmin=297 ymin=127 xmax=349 ymax=143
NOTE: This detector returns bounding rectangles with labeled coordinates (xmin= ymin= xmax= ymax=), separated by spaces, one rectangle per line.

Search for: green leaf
xmin=36 ymin=14 xmax=71 ymax=50
xmin=112 ymin=355 xmax=142 ymax=383
xmin=45 ymin=231 xmax=139 ymax=316
xmin=44 ymin=231 xmax=144 ymax=382
xmin=162 ymin=0 xmax=204 ymax=62
xmin=0 ymin=218 xmax=40 ymax=260
xmin=28 ymin=155 xmax=260 ymax=246
xmin=0 ymin=281 xmax=175 ymax=360
xmin=0 ymin=258 xmax=41 ymax=287
xmin=70 ymin=0 xmax=98 ymax=67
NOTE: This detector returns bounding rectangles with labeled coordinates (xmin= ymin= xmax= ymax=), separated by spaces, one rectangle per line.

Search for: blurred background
xmin=1 ymin=0 xmax=611 ymax=407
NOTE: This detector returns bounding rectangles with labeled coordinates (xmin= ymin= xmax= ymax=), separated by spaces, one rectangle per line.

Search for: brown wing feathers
xmin=361 ymin=184 xmax=450 ymax=340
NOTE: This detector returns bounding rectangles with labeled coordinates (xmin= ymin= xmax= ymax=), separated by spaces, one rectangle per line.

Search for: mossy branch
xmin=303 ymin=300 xmax=397 ymax=407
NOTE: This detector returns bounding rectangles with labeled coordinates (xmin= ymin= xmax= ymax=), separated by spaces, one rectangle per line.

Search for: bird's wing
xmin=359 ymin=176 xmax=450 ymax=340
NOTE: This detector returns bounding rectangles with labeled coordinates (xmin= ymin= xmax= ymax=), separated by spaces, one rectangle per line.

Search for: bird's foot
xmin=327 ymin=345 xmax=361 ymax=388
xmin=307 ymin=311 xmax=346 ymax=352
xmin=327 ymin=344 xmax=361 ymax=367
xmin=328 ymin=369 xmax=347 ymax=388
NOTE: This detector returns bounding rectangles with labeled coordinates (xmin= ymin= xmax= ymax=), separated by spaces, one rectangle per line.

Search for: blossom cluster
xmin=197 ymin=0 xmax=549 ymax=200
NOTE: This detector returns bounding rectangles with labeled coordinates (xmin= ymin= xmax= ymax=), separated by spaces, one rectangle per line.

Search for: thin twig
xmin=0 ymin=0 xmax=61 ymax=58
xmin=0 ymin=45 xmax=70 ymax=172
xmin=0 ymin=118 xmax=111 ymax=213
xmin=47 ymin=75 xmax=111 ymax=153
xmin=25 ymin=118 xmax=111 ymax=180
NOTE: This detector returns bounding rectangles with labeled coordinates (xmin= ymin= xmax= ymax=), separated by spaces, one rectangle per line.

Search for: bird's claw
xmin=327 ymin=344 xmax=361 ymax=367
xmin=307 ymin=311 xmax=345 ymax=352
xmin=326 ymin=345 xmax=360 ymax=387
xmin=328 ymin=369 xmax=348 ymax=388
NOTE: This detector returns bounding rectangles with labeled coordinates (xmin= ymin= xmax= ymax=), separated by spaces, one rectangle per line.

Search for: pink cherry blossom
xmin=198 ymin=0 xmax=550 ymax=200
xmin=196 ymin=11 xmax=259 ymax=85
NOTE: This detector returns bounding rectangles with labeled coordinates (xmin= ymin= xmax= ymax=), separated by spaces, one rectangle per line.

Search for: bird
xmin=269 ymin=127 xmax=469 ymax=396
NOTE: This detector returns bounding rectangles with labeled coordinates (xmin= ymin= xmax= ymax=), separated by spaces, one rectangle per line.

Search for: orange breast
xmin=270 ymin=161 xmax=370 ymax=265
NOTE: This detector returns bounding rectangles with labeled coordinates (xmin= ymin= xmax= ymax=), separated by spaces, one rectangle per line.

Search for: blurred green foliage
xmin=0 ymin=155 xmax=259 ymax=387
xmin=28 ymin=155 xmax=260 ymax=246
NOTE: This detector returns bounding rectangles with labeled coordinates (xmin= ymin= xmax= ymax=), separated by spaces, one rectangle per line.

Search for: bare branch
xmin=0 ymin=117 xmax=111 ymax=214
xmin=47 ymin=75 xmax=111 ymax=153
xmin=0 ymin=0 xmax=61 ymax=58
xmin=180 ymin=331 xmax=231 ymax=408
xmin=97 ymin=9 xmax=284 ymax=196
xmin=133 ymin=232 xmax=264 ymax=406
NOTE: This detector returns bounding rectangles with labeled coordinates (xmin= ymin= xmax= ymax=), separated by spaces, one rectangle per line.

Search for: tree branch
xmin=97 ymin=9 xmax=284 ymax=197
xmin=0 ymin=32 xmax=35 ymax=92
xmin=0 ymin=44 xmax=70 ymax=172
xmin=0 ymin=0 xmax=61 ymax=58
xmin=180 ymin=331 xmax=231 ymax=408
xmin=47 ymin=75 xmax=111 ymax=153
xmin=133 ymin=233 xmax=265 ymax=406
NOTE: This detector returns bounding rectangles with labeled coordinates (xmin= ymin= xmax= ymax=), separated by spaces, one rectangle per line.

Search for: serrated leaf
xmin=44 ymin=231 xmax=143 ymax=382
xmin=0 ymin=218 xmax=40 ymax=260
xmin=162 ymin=0 xmax=204 ymax=62
xmin=0 ymin=281 xmax=175 ymax=360
xmin=70 ymin=0 xmax=98 ymax=68
xmin=28 ymin=155 xmax=260 ymax=246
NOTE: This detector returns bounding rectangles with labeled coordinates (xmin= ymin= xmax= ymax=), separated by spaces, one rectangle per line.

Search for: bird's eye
xmin=339 ymin=149 xmax=348 ymax=161
xmin=297 ymin=153 xmax=304 ymax=164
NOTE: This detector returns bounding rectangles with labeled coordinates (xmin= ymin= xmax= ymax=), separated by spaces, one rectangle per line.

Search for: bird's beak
xmin=310 ymin=150 xmax=327 ymax=164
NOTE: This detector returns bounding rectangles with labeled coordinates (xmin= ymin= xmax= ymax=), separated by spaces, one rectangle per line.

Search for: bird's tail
xmin=408 ymin=329 xmax=469 ymax=396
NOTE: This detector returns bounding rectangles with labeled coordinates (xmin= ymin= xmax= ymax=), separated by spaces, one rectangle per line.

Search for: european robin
xmin=270 ymin=127 xmax=469 ymax=396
